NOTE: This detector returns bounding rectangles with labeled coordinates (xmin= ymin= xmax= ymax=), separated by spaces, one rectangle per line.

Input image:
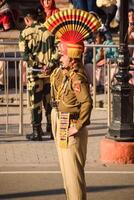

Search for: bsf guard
xmin=45 ymin=9 xmax=101 ymax=200
xmin=19 ymin=9 xmax=59 ymax=141
xmin=51 ymin=41 xmax=93 ymax=200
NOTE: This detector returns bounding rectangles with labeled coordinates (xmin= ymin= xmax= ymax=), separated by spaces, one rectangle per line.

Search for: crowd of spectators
xmin=69 ymin=0 xmax=134 ymax=91
xmin=70 ymin=0 xmax=119 ymax=34
xmin=84 ymin=31 xmax=118 ymax=93
xmin=0 ymin=0 xmax=133 ymax=33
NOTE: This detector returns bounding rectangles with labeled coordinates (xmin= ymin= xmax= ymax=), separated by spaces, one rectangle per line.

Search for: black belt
xmin=70 ymin=112 xmax=79 ymax=120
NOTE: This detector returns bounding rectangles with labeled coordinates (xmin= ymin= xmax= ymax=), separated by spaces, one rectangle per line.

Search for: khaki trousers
xmin=51 ymin=108 xmax=88 ymax=200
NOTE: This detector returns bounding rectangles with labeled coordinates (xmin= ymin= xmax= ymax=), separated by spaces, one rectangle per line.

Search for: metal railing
xmin=0 ymin=57 xmax=23 ymax=135
xmin=85 ymin=44 xmax=119 ymax=109
xmin=0 ymin=41 xmax=133 ymax=134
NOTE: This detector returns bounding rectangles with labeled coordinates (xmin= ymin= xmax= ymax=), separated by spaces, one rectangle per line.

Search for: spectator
xmin=19 ymin=9 xmax=59 ymax=141
xmin=85 ymin=31 xmax=118 ymax=92
xmin=128 ymin=9 xmax=134 ymax=85
xmin=96 ymin=0 xmax=117 ymax=31
xmin=40 ymin=0 xmax=59 ymax=19
xmin=69 ymin=0 xmax=98 ymax=12
xmin=0 ymin=0 xmax=13 ymax=31
xmin=128 ymin=8 xmax=134 ymax=56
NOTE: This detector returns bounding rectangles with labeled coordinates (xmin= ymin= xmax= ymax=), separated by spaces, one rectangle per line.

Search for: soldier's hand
xmin=41 ymin=67 xmax=51 ymax=75
xmin=68 ymin=127 xmax=78 ymax=136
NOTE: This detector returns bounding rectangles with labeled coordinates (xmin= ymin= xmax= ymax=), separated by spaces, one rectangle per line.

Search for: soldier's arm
xmin=42 ymin=29 xmax=60 ymax=70
xmin=72 ymin=74 xmax=93 ymax=131
xmin=19 ymin=30 xmax=29 ymax=61
xmin=49 ymin=36 xmax=60 ymax=71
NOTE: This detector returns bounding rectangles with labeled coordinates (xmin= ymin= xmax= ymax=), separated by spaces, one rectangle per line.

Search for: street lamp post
xmin=107 ymin=0 xmax=134 ymax=141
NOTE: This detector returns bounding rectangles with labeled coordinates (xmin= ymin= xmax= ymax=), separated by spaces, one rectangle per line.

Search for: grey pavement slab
xmin=0 ymin=109 xmax=107 ymax=167
xmin=0 ymin=108 xmax=134 ymax=200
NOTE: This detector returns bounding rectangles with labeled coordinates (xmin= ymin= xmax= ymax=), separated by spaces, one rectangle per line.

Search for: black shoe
xmin=50 ymin=133 xmax=54 ymax=140
xmin=26 ymin=133 xmax=42 ymax=141
xmin=26 ymin=124 xmax=43 ymax=141
xmin=46 ymin=124 xmax=54 ymax=140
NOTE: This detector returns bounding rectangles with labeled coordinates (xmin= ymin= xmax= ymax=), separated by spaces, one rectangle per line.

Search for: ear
xmin=24 ymin=17 xmax=29 ymax=25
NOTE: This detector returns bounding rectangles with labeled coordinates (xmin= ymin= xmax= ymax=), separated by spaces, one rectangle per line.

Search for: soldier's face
xmin=60 ymin=55 xmax=70 ymax=68
xmin=58 ymin=42 xmax=70 ymax=68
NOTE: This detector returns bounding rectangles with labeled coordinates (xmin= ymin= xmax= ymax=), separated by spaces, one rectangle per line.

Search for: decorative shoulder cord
xmin=50 ymin=67 xmax=68 ymax=101
xmin=57 ymin=76 xmax=68 ymax=100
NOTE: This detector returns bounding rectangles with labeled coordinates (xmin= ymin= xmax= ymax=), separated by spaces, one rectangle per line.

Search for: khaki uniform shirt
xmin=51 ymin=65 xmax=93 ymax=131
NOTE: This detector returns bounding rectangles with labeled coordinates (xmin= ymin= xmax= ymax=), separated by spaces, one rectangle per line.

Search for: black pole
xmin=107 ymin=0 xmax=134 ymax=141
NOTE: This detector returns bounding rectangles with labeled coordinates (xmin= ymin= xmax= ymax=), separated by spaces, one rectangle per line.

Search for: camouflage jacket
xmin=19 ymin=21 xmax=59 ymax=79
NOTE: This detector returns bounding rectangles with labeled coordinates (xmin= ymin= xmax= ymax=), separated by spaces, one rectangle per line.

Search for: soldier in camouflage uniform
xmin=19 ymin=9 xmax=59 ymax=141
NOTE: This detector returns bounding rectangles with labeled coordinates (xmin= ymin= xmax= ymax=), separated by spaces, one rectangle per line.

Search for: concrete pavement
xmin=0 ymin=108 xmax=107 ymax=167
xmin=0 ymin=108 xmax=134 ymax=200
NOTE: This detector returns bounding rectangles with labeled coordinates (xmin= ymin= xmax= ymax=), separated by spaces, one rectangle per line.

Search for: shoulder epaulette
xmin=70 ymin=71 xmax=87 ymax=82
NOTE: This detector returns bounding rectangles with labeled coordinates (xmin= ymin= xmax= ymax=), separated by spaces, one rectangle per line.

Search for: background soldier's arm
xmin=19 ymin=32 xmax=29 ymax=61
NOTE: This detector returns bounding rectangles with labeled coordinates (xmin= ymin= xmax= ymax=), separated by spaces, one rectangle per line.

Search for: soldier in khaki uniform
xmin=45 ymin=9 xmax=101 ymax=199
xmin=51 ymin=41 xmax=93 ymax=200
